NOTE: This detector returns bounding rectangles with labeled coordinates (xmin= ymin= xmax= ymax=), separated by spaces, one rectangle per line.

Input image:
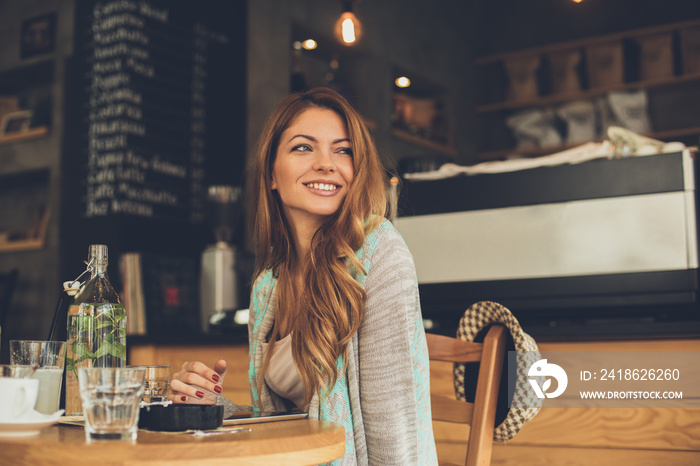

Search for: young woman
xmin=169 ymin=87 xmax=437 ymax=465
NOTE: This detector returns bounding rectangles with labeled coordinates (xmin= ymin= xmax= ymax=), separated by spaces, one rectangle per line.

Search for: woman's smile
xmin=304 ymin=181 xmax=341 ymax=193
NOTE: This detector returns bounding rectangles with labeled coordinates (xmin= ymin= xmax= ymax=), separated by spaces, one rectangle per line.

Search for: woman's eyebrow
xmin=288 ymin=134 xmax=316 ymax=143
xmin=287 ymin=135 xmax=351 ymax=145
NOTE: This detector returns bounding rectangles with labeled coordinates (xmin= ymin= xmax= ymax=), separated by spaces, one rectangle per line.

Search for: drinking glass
xmin=9 ymin=340 xmax=66 ymax=415
xmin=78 ymin=367 xmax=146 ymax=442
xmin=138 ymin=365 xmax=171 ymax=403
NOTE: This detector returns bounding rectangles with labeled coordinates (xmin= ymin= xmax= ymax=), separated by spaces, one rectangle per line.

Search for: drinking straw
xmin=47 ymin=289 xmax=72 ymax=341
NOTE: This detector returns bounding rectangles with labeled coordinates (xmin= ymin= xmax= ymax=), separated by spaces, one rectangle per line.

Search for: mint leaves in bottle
xmin=65 ymin=244 xmax=127 ymax=416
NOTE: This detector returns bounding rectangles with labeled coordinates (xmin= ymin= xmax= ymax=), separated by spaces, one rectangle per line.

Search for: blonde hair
xmin=248 ymin=87 xmax=388 ymax=407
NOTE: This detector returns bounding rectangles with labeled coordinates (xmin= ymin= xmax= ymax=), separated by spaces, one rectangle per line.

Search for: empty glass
xmin=78 ymin=367 xmax=146 ymax=442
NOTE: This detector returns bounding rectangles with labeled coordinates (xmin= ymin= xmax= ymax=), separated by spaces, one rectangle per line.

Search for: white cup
xmin=10 ymin=340 xmax=66 ymax=415
xmin=0 ymin=377 xmax=39 ymax=422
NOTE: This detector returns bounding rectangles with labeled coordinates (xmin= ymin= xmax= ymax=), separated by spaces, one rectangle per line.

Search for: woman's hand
xmin=168 ymin=359 xmax=226 ymax=404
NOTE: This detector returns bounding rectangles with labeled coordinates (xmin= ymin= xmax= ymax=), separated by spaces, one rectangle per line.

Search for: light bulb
xmin=302 ymin=39 xmax=317 ymax=50
xmin=342 ymin=17 xmax=355 ymax=43
xmin=395 ymin=76 xmax=411 ymax=88
xmin=334 ymin=11 xmax=362 ymax=46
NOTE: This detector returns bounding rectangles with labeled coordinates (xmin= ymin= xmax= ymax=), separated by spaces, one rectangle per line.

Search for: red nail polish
xmin=212 ymin=374 xmax=220 ymax=382
xmin=181 ymin=396 xmax=187 ymax=402
xmin=196 ymin=391 xmax=204 ymax=398
xmin=214 ymin=385 xmax=222 ymax=393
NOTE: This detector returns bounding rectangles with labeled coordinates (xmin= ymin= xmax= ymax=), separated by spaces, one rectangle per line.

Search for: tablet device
xmin=223 ymin=411 xmax=308 ymax=426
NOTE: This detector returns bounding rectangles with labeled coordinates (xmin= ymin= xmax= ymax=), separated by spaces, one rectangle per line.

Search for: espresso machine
xmin=199 ymin=185 xmax=242 ymax=333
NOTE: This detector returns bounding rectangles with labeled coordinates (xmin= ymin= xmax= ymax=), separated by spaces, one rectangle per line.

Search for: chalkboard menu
xmin=71 ymin=0 xmax=244 ymax=224
xmin=61 ymin=0 xmax=246 ymax=287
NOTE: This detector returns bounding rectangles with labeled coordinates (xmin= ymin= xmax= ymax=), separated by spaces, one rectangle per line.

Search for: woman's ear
xmin=270 ymin=175 xmax=277 ymax=190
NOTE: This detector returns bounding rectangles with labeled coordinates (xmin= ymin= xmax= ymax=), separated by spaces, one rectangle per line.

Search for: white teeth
xmin=307 ymin=183 xmax=337 ymax=191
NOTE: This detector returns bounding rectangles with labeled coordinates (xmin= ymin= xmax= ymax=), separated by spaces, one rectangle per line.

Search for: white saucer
xmin=0 ymin=409 xmax=64 ymax=437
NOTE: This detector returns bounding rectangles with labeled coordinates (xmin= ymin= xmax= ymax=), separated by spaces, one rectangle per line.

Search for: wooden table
xmin=0 ymin=419 xmax=345 ymax=465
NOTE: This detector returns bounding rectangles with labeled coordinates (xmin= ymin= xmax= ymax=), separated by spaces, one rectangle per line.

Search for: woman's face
xmin=271 ymin=107 xmax=355 ymax=231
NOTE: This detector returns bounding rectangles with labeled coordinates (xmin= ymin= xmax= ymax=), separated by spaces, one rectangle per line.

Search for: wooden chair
xmin=427 ymin=325 xmax=507 ymax=466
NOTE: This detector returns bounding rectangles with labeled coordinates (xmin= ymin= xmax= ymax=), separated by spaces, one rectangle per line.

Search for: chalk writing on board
xmin=76 ymin=0 xmax=232 ymax=223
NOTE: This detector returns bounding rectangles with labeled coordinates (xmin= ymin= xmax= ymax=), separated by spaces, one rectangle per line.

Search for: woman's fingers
xmin=167 ymin=391 xmax=190 ymax=404
xmin=213 ymin=359 xmax=227 ymax=382
xmin=168 ymin=360 xmax=226 ymax=404
xmin=170 ymin=378 xmax=221 ymax=402
xmin=179 ymin=361 xmax=225 ymax=385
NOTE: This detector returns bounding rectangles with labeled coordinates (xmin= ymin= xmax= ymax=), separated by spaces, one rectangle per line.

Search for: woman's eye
xmin=292 ymin=144 xmax=312 ymax=152
xmin=338 ymin=147 xmax=354 ymax=157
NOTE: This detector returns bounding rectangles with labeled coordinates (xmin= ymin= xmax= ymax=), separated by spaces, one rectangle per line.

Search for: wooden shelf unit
xmin=474 ymin=19 xmax=700 ymax=161
xmin=0 ymin=60 xmax=54 ymax=147
xmin=0 ymin=126 xmax=50 ymax=146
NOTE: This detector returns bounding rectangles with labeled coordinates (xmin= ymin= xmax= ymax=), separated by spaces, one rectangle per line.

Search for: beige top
xmin=261 ymin=333 xmax=306 ymax=408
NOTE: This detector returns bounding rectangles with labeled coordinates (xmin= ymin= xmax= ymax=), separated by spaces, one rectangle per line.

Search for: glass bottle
xmin=65 ymin=244 xmax=127 ymax=416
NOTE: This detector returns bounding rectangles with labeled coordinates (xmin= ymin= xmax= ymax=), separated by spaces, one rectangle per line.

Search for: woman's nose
xmin=313 ymin=150 xmax=335 ymax=172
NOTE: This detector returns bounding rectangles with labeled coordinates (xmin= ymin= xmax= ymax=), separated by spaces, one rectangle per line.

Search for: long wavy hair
xmin=247 ymin=87 xmax=389 ymax=407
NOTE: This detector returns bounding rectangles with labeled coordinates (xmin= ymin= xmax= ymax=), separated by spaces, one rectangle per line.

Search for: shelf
xmin=0 ymin=126 xmax=50 ymax=146
xmin=391 ymin=129 xmax=457 ymax=158
xmin=475 ymin=18 xmax=700 ymax=65
xmin=648 ymin=126 xmax=700 ymax=141
xmin=477 ymin=126 xmax=700 ymax=161
xmin=0 ymin=237 xmax=47 ymax=253
xmin=476 ymin=73 xmax=700 ymax=113
xmin=0 ymin=206 xmax=50 ymax=254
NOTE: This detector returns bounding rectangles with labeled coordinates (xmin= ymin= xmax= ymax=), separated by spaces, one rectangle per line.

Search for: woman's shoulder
xmin=362 ymin=218 xmax=409 ymax=258
xmin=356 ymin=218 xmax=414 ymax=279
xmin=252 ymin=268 xmax=275 ymax=288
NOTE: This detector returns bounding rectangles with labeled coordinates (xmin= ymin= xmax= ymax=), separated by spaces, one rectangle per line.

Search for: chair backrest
xmin=427 ymin=324 xmax=507 ymax=466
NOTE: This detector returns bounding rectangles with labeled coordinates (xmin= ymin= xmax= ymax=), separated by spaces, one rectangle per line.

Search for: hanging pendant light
xmin=334 ymin=0 xmax=362 ymax=46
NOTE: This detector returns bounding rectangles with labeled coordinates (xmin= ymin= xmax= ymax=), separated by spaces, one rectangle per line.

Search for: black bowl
xmin=139 ymin=404 xmax=224 ymax=431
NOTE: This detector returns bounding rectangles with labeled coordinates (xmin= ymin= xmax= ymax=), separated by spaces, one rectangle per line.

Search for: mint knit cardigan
xmin=223 ymin=220 xmax=438 ymax=465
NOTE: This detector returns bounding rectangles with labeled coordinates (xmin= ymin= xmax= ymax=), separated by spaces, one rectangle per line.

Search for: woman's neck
xmin=287 ymin=217 xmax=322 ymax=263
